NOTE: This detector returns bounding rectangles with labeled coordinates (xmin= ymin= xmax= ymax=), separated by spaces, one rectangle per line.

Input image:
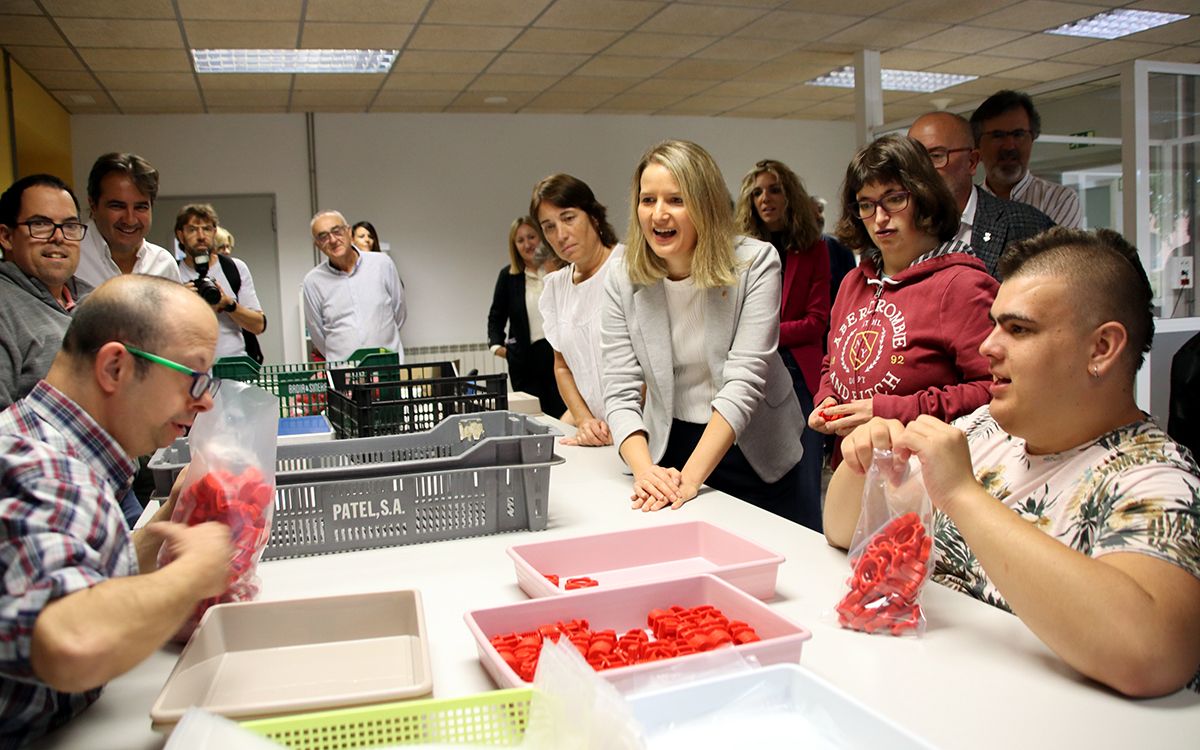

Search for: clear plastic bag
xmin=159 ymin=381 xmax=279 ymax=641
xmin=834 ymin=449 xmax=935 ymax=637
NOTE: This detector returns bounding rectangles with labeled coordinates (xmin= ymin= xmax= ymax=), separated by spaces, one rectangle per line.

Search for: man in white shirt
xmin=908 ymin=111 xmax=1054 ymax=278
xmin=970 ymin=91 xmax=1083 ymax=229
xmin=175 ymin=204 xmax=266 ymax=360
xmin=303 ymin=210 xmax=405 ymax=362
xmin=74 ymin=153 xmax=180 ymax=288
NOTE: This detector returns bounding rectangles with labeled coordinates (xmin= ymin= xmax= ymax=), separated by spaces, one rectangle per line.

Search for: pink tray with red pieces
xmin=506 ymin=521 xmax=785 ymax=600
xmin=464 ymin=574 xmax=811 ymax=690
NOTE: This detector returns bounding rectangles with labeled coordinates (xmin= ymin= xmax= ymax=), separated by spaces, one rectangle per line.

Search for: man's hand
xmin=183 ymin=278 xmax=234 ymax=313
xmin=147 ymin=521 xmax=234 ymax=599
xmin=895 ymin=415 xmax=978 ymax=514
xmin=630 ymin=464 xmax=685 ymax=511
xmin=561 ymin=418 xmax=613 ymax=447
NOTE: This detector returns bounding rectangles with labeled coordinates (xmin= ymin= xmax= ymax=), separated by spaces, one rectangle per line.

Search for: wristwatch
xmin=221 ymin=300 xmax=237 ymax=313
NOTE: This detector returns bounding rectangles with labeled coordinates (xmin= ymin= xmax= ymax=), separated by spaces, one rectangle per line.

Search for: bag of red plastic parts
xmin=834 ymin=449 xmax=936 ymax=637
xmin=159 ymin=381 xmax=279 ymax=642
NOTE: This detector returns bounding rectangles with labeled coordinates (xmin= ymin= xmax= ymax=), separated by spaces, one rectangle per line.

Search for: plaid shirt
xmin=0 ymin=381 xmax=138 ymax=746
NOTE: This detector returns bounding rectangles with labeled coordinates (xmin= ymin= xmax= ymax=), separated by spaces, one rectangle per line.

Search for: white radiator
xmin=405 ymin=342 xmax=507 ymax=377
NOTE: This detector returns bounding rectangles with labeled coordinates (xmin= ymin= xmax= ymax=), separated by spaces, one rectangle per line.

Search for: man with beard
xmin=970 ymin=91 xmax=1082 ymax=229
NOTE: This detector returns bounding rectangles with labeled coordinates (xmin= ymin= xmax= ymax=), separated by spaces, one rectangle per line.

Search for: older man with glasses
xmin=0 ymin=274 xmax=233 ymax=745
xmin=302 ymin=210 xmax=406 ymax=362
xmin=970 ymin=90 xmax=1083 ymax=229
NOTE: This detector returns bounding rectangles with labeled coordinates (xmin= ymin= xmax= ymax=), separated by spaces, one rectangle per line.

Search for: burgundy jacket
xmin=780 ymin=238 xmax=831 ymax=396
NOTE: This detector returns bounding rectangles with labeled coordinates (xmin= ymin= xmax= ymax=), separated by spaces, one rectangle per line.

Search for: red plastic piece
xmin=564 ymin=577 xmax=599 ymax=590
xmin=835 ymin=512 xmax=931 ymax=636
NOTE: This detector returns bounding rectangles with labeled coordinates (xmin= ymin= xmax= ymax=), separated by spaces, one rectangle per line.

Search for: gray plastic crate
xmin=147 ymin=412 xmax=564 ymax=560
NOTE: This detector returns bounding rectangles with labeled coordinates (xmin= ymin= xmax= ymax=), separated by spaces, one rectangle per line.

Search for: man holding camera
xmin=175 ymin=204 xmax=265 ymax=360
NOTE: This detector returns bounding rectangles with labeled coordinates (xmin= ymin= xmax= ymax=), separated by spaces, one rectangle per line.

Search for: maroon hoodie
xmin=815 ymin=242 xmax=997 ymax=424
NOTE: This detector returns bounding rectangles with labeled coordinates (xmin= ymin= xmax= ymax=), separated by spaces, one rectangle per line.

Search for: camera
xmin=192 ymin=260 xmax=222 ymax=305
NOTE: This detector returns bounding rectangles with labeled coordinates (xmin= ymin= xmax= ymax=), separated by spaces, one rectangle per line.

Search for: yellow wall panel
xmin=0 ymin=55 xmax=13 ymax=187
xmin=10 ymin=58 xmax=72 ymax=186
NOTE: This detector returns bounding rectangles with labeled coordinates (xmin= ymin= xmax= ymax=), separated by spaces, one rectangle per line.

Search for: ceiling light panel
xmin=193 ymin=49 xmax=398 ymax=74
xmin=806 ymin=66 xmax=977 ymax=93
xmin=1047 ymin=10 xmax=1189 ymax=41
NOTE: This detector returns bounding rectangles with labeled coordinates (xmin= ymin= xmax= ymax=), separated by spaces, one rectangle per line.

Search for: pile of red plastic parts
xmin=489 ymin=604 xmax=761 ymax=682
xmin=835 ymin=511 xmax=932 ymax=635
xmin=543 ymin=573 xmax=599 ymax=590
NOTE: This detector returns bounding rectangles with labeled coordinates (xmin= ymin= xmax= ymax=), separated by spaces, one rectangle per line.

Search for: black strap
xmin=215 ymin=254 xmax=264 ymax=364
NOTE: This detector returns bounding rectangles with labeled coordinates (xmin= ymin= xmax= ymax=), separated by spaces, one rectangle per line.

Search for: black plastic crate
xmin=327 ymin=368 xmax=508 ymax=438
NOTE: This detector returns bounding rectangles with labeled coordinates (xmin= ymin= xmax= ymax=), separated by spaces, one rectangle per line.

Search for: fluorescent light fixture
xmin=806 ymin=66 xmax=977 ymax=93
xmin=1047 ymin=9 xmax=1188 ymax=40
xmin=193 ymin=49 xmax=398 ymax=74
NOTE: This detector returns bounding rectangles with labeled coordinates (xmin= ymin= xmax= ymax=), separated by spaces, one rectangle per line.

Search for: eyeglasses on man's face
xmin=980 ymin=128 xmax=1035 ymax=143
xmin=18 ymin=219 xmax=88 ymax=241
xmin=314 ymin=224 xmax=349 ymax=246
xmin=925 ymin=147 xmax=973 ymax=168
xmin=123 ymin=344 xmax=220 ymax=400
xmin=853 ymin=190 xmax=911 ymax=220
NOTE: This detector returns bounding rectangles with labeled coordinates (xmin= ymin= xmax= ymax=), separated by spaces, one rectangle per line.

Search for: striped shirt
xmin=984 ymin=171 xmax=1082 ymax=229
xmin=0 ymin=381 xmax=138 ymax=746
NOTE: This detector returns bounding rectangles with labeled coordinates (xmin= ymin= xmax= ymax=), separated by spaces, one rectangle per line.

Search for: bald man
xmin=0 ymin=275 xmax=233 ymax=745
xmin=909 ymin=111 xmax=1054 ymax=278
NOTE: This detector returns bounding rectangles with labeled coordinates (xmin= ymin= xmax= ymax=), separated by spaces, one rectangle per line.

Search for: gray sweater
xmin=0 ymin=262 xmax=92 ymax=409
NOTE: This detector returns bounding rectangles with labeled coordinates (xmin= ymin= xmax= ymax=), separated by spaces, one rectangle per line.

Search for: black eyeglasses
xmin=853 ymin=191 xmax=910 ymax=220
xmin=980 ymin=128 xmax=1035 ymax=143
xmin=123 ymin=344 xmax=220 ymax=400
xmin=18 ymin=220 xmax=88 ymax=241
xmin=926 ymin=147 xmax=973 ymax=168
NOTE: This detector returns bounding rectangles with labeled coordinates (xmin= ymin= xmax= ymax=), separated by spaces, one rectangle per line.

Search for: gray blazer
xmin=601 ymin=236 xmax=804 ymax=483
xmin=971 ymin=186 xmax=1055 ymax=278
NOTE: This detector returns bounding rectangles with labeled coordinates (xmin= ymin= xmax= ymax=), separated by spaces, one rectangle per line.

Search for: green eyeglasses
xmin=123 ymin=344 xmax=221 ymax=400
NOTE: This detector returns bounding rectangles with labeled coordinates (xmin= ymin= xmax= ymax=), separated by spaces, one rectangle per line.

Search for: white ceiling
xmin=1 ymin=0 xmax=1197 ymax=120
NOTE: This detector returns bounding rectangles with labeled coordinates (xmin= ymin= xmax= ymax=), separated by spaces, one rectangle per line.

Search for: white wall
xmin=73 ymin=112 xmax=855 ymax=362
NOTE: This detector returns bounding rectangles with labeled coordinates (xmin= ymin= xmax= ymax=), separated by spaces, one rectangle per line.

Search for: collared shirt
xmin=984 ymin=170 xmax=1082 ymax=229
xmin=301 ymin=248 xmax=406 ymax=362
xmin=178 ymin=255 xmax=264 ymax=358
xmin=953 ymin=185 xmax=979 ymax=247
xmin=0 ymin=381 xmax=138 ymax=745
xmin=74 ymin=220 xmax=181 ymax=289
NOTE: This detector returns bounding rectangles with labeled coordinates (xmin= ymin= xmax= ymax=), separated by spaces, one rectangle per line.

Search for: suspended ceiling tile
xmin=771 ymin=83 xmax=854 ymax=101
xmin=794 ymin=99 xmax=856 ymax=117
xmin=880 ymin=49 xmax=962 ymax=70
xmin=0 ymin=0 xmax=44 ymax=14
xmin=549 ymin=75 xmax=639 ymax=93
xmin=536 ymin=0 xmax=664 ymax=31
xmin=111 ymin=89 xmax=203 ymax=108
xmin=625 ymin=77 xmax=712 ymax=95
xmin=43 ymin=0 xmax=174 ymax=17
xmin=1143 ymin=46 xmax=1200 ymax=64
xmin=468 ymin=74 xmax=559 ymax=92
xmin=509 ymin=28 xmax=623 ymax=54
xmin=603 ymin=32 xmax=717 ymax=58
xmin=725 ymin=97 xmax=805 ymax=116
xmin=689 ymin=0 xmax=787 ymax=7
xmin=593 ymin=92 xmax=686 ymax=111
xmin=0 ymin=14 xmax=68 ymax=45
xmin=80 ymin=48 xmax=192 ymax=71
xmin=178 ymin=0 xmax=301 ymax=20
xmin=524 ymin=90 xmax=598 ymax=108
xmin=408 ymin=24 xmax=523 ymax=51
xmin=658 ymin=94 xmax=754 ymax=115
xmin=657 ymin=58 xmax=758 ymax=81
xmin=57 ymin=17 xmax=182 ymax=47
xmin=97 ymin=71 xmax=198 ymax=89
xmin=878 ymin=0 xmax=1001 ymax=24
xmin=199 ymin=73 xmax=294 ymax=90
xmin=1001 ymin=60 xmax=1098 ymax=81
xmin=1051 ymin=39 xmax=1170 ymax=64
xmin=5 ymin=46 xmax=84 ymax=71
xmin=292 ymin=73 xmax=388 ymax=90
xmin=519 ymin=105 xmax=591 ymax=113
xmin=777 ymin=0 xmax=893 ymax=14
xmin=304 ymin=0 xmax=426 ymax=24
xmin=573 ymin=55 xmax=673 ymax=77
xmin=984 ymin=33 xmax=1098 ymax=59
xmin=425 ymin=0 xmax=551 ymax=26
xmin=488 ymin=52 xmax=589 ymax=75
xmin=449 ymin=89 xmax=538 ymax=108
xmin=300 ymin=23 xmax=413 ymax=48
xmin=904 ymin=25 xmax=1028 ymax=54
xmin=692 ymin=36 xmax=801 ymax=61
xmin=1123 ymin=16 xmax=1200 ymax=45
xmin=734 ymin=61 xmax=832 ymax=85
xmin=640 ymin=3 xmax=770 ymax=36
xmin=704 ymin=79 xmax=791 ymax=98
xmin=969 ymin=1 xmax=1109 ymax=32
xmin=937 ymin=75 xmax=1039 ymax=95
xmin=371 ymin=89 xmax=459 ymax=107
xmin=734 ymin=11 xmax=862 ymax=42
xmin=28 ymin=70 xmax=96 ymax=89
xmin=290 ymin=88 xmax=375 ymax=106
xmin=927 ymin=54 xmax=1031 ymax=76
xmin=392 ymin=50 xmax=495 ymax=73
xmin=1125 ymin=0 xmax=1200 ymax=11
xmin=204 ymin=89 xmax=291 ymax=106
xmin=383 ymin=72 xmax=476 ymax=90
xmin=823 ymin=18 xmax=951 ymax=48
xmin=184 ymin=20 xmax=299 ymax=48
xmin=207 ymin=104 xmax=289 ymax=113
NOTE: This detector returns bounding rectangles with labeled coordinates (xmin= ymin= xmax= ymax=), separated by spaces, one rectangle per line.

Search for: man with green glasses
xmin=0 ymin=274 xmax=233 ymax=745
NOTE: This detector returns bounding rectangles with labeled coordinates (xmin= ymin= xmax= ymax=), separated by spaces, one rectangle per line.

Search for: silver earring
xmin=1091 ymin=366 xmax=1100 ymax=379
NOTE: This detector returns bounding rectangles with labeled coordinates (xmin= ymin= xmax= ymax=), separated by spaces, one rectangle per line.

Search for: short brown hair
xmin=834 ymin=134 xmax=960 ymax=252
xmin=174 ymin=203 xmax=219 ymax=234
xmin=529 ymin=174 xmax=618 ymax=250
xmin=998 ymin=227 xmax=1153 ymax=375
xmin=87 ymin=152 xmax=159 ymax=205
xmin=735 ymin=159 xmax=821 ymax=253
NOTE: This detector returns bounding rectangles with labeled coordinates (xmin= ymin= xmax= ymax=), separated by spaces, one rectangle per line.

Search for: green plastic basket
xmin=212 ymin=348 xmax=400 ymax=418
xmin=240 ymin=688 xmax=532 ymax=749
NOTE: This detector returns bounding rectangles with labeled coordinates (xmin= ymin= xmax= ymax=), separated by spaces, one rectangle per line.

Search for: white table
xmin=32 ymin=420 xmax=1200 ymax=749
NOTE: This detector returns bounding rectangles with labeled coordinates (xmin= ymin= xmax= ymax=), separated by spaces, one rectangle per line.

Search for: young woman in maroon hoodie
xmin=810 ymin=134 xmax=997 ymax=444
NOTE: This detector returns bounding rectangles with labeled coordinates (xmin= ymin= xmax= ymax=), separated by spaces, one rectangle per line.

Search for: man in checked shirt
xmin=0 ymin=274 xmax=232 ymax=746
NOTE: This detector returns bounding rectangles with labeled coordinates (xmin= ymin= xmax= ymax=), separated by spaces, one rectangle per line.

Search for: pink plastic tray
xmin=463 ymin=574 xmax=811 ymax=690
xmin=507 ymin=521 xmax=785 ymax=600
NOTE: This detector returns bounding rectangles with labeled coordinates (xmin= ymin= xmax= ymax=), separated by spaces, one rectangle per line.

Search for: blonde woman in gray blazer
xmin=601 ymin=140 xmax=810 ymax=526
